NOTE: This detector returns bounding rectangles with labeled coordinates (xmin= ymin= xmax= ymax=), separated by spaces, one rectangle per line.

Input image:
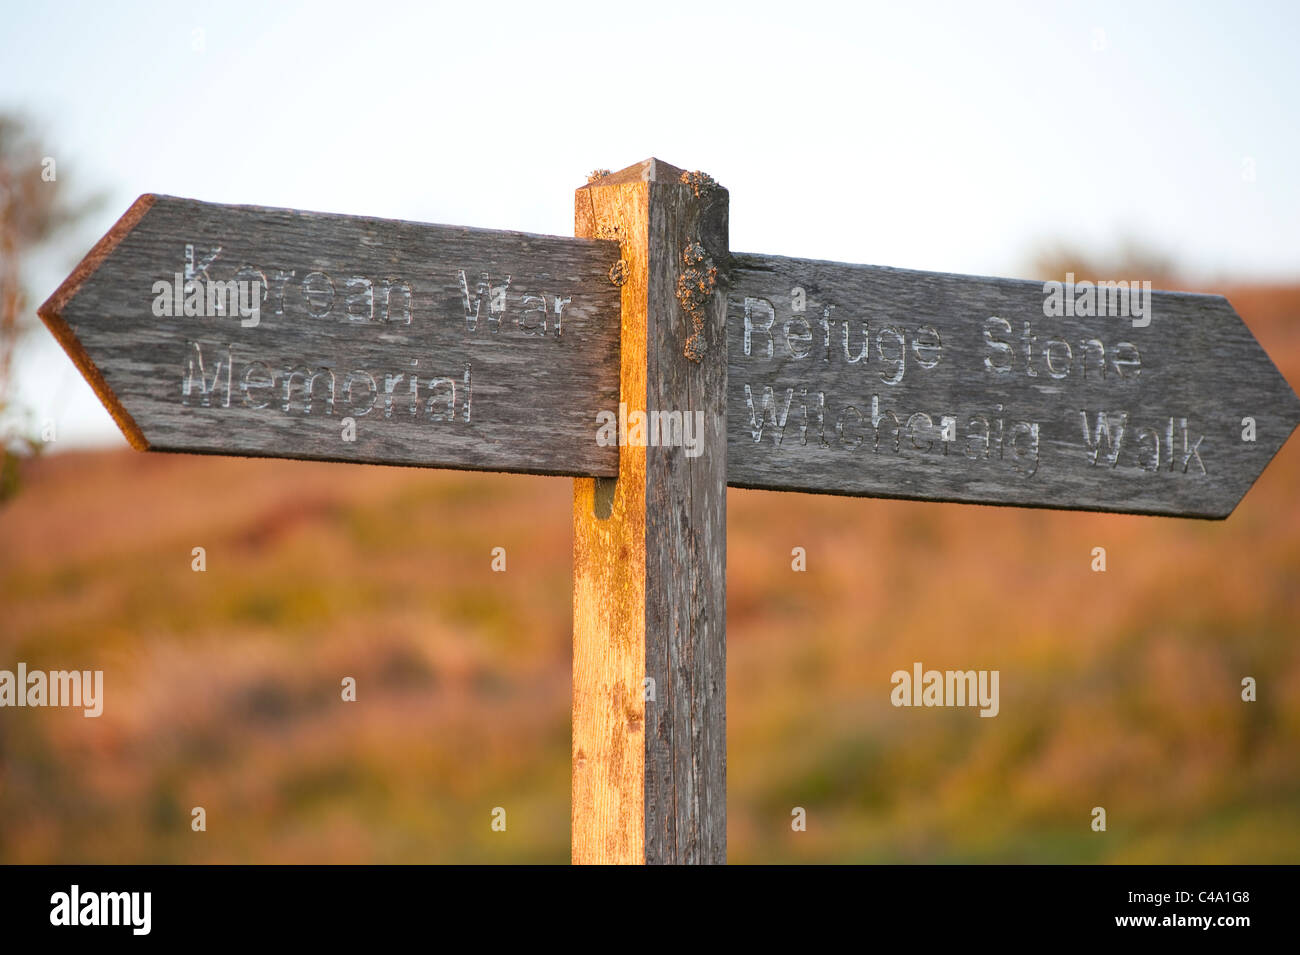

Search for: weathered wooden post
xmin=571 ymin=159 xmax=729 ymax=864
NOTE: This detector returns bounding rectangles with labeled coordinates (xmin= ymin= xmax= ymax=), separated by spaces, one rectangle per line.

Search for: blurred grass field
xmin=2 ymin=285 xmax=1299 ymax=864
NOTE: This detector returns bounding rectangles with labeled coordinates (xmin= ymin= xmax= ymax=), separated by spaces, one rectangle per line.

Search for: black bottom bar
xmin=0 ymin=864 xmax=1288 ymax=940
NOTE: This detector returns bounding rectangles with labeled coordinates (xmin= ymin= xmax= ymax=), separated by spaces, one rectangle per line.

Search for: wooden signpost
xmin=38 ymin=158 xmax=1300 ymax=864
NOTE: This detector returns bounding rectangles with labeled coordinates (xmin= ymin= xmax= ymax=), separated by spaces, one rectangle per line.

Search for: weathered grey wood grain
xmin=572 ymin=158 xmax=727 ymax=865
xmin=644 ymin=163 xmax=728 ymax=865
xmin=727 ymin=253 xmax=1300 ymax=518
xmin=39 ymin=195 xmax=622 ymax=477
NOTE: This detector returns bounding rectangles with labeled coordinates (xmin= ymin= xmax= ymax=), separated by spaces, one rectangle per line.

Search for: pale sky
xmin=4 ymin=0 xmax=1298 ymax=447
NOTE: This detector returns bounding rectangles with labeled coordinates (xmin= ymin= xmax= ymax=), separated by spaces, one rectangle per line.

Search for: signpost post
xmin=572 ymin=160 xmax=728 ymax=864
xmin=38 ymin=157 xmax=1300 ymax=864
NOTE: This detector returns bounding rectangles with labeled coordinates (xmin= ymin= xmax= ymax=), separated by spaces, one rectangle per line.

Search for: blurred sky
xmin=3 ymin=0 xmax=1298 ymax=447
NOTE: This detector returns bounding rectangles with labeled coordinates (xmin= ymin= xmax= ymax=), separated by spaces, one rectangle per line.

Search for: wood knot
xmin=608 ymin=258 xmax=629 ymax=286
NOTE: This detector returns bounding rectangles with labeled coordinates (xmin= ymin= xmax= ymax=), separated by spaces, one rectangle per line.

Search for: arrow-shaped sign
xmin=40 ymin=191 xmax=1300 ymax=519
xmin=725 ymin=253 xmax=1300 ymax=518
xmin=39 ymin=195 xmax=622 ymax=477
